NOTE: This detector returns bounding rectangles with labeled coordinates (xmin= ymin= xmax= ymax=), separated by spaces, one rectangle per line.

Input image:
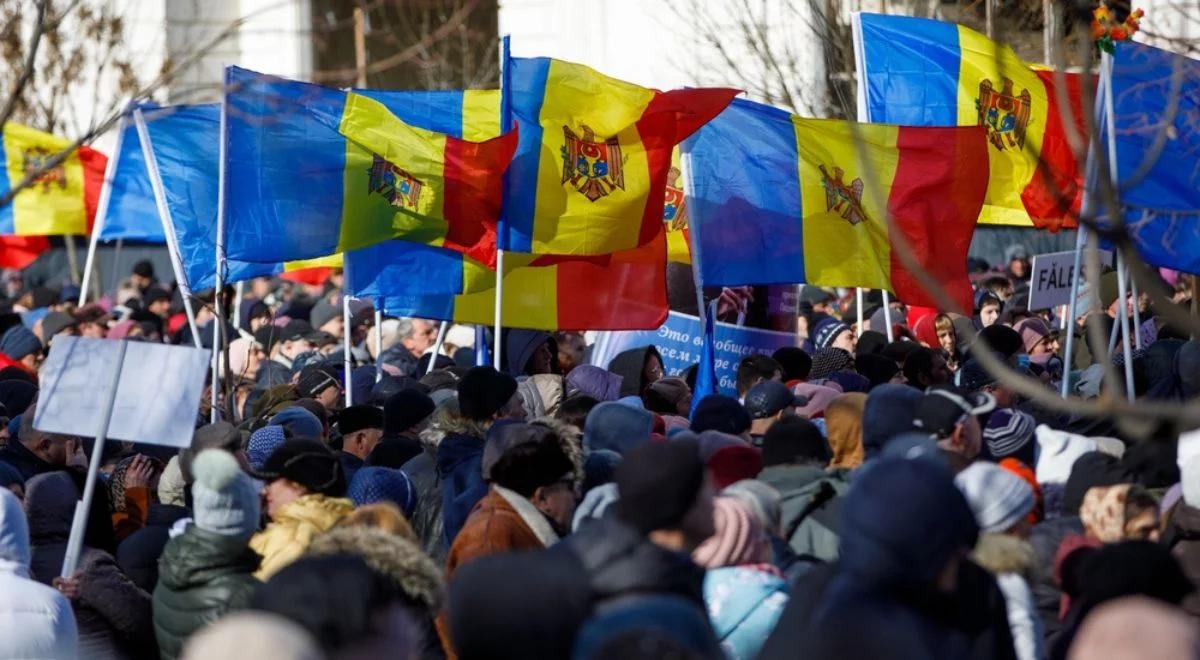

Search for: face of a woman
xmin=265 ymin=479 xmax=307 ymax=517
xmin=1124 ymin=509 xmax=1160 ymax=542
xmin=938 ymin=329 xmax=956 ymax=354
xmin=643 ymin=354 xmax=665 ymax=385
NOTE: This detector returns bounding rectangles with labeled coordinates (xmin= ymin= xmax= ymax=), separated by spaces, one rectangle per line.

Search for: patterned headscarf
xmin=809 ymin=348 xmax=855 ymax=381
xmin=1080 ymin=484 xmax=1132 ymax=543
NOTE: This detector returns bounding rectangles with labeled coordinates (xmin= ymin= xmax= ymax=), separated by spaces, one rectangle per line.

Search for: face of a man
xmin=281 ymin=338 xmax=315 ymax=360
xmin=149 ymin=300 xmax=171 ymax=318
xmin=498 ymin=391 xmax=527 ymax=422
xmin=979 ymin=304 xmax=1000 ymax=328
xmin=528 ymin=342 xmax=555 ymax=375
xmin=79 ymin=322 xmax=106 ymax=339
xmin=833 ymin=330 xmax=857 ymax=354
xmin=320 ymin=316 xmax=345 ymax=340
xmin=557 ymin=333 xmax=586 ymax=372
xmin=315 ymin=384 xmax=342 ymax=413
xmin=533 ymin=481 xmax=578 ymax=532
xmin=404 ymin=320 xmax=438 ymax=357
xmin=929 ymin=354 xmax=953 ymax=385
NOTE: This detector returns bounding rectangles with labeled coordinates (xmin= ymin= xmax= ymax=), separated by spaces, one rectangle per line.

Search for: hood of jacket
xmin=157 ymin=525 xmax=262 ymax=591
xmin=758 ymin=464 xmax=833 ymax=498
xmin=607 ymin=346 xmax=660 ymax=398
xmin=421 ymin=410 xmax=489 ymax=451
xmin=505 ymin=330 xmax=554 ymax=377
xmin=971 ymin=533 xmax=1035 ymax=578
xmin=272 ymin=494 xmax=354 ymax=529
xmin=564 ymin=515 xmax=706 ymax=606
xmin=0 ymin=489 xmax=29 ymax=576
xmin=306 ymin=525 xmax=444 ymax=610
xmin=436 ymin=430 xmax=487 ymax=479
xmin=23 ymin=471 xmax=77 ymax=544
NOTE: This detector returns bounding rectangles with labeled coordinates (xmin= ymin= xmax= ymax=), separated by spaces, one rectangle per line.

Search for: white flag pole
xmin=343 ymin=292 xmax=354 ymax=406
xmin=427 ymin=321 xmax=450 ymax=375
xmin=80 ymin=112 xmax=127 ymax=306
xmin=493 ymin=34 xmax=512 ymax=371
xmin=211 ymin=69 xmax=231 ymax=423
xmin=134 ymin=108 xmax=202 ymax=349
xmin=374 ymin=305 xmax=384 ymax=383
xmin=1099 ymin=52 xmax=1134 ymax=401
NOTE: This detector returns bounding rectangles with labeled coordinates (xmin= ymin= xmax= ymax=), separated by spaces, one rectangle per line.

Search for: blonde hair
xmin=933 ymin=314 xmax=955 ymax=337
xmin=336 ymin=502 xmax=417 ymax=542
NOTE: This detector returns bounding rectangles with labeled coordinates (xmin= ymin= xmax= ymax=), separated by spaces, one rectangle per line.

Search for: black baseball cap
xmin=252 ymin=438 xmax=346 ymax=496
xmin=743 ymin=381 xmax=808 ymax=420
xmin=913 ymin=385 xmax=996 ymax=439
xmin=279 ymin=320 xmax=314 ymax=342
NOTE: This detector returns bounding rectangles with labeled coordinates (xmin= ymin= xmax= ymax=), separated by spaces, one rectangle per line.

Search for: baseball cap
xmin=913 ymin=385 xmax=996 ymax=439
xmin=279 ymin=320 xmax=314 ymax=342
xmin=743 ymin=381 xmax=808 ymax=420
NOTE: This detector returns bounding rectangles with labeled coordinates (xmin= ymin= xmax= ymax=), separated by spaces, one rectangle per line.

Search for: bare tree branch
xmin=0 ymin=0 xmax=48 ymax=128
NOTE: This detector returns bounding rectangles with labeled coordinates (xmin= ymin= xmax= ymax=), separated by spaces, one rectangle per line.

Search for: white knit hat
xmin=955 ymin=462 xmax=1034 ymax=534
xmin=191 ymin=449 xmax=261 ymax=540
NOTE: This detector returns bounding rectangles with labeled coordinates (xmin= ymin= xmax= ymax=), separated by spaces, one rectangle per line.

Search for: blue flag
xmin=95 ymin=110 xmax=166 ymax=243
xmin=689 ymin=303 xmax=718 ymax=418
xmin=1103 ymin=42 xmax=1200 ymax=274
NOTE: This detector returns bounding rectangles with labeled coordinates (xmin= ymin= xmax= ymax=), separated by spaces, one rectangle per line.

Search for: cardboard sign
xmin=589 ymin=312 xmax=797 ymax=395
xmin=1028 ymin=249 xmax=1114 ymax=311
xmin=34 ymin=337 xmax=211 ymax=448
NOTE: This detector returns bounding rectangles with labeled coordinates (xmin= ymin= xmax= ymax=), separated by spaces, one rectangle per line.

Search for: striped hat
xmin=981 ymin=409 xmax=1036 ymax=467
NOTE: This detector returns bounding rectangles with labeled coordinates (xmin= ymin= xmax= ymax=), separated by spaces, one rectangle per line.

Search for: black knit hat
xmin=762 ymin=416 xmax=830 ymax=467
xmin=772 ymin=346 xmax=812 ymax=382
xmin=253 ymin=439 xmax=346 ymax=496
xmin=383 ymin=389 xmax=435 ymax=435
xmin=337 ymin=405 xmax=383 ymax=435
xmin=457 ymin=366 xmax=518 ymax=421
xmin=690 ymin=394 xmax=751 ymax=435
xmin=615 ymin=437 xmax=705 ymax=534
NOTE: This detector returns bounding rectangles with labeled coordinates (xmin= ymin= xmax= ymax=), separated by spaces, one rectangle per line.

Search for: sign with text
xmin=589 ymin=312 xmax=797 ymax=395
xmin=34 ymin=337 xmax=211 ymax=448
xmin=1028 ymin=249 xmax=1114 ymax=311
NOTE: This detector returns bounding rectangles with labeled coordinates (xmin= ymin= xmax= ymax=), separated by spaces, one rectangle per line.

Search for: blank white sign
xmin=34 ymin=337 xmax=211 ymax=448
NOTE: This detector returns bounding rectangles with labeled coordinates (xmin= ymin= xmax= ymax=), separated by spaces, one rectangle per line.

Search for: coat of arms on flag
xmin=561 ymin=124 xmax=625 ymax=202
xmin=22 ymin=146 xmax=67 ymax=192
xmin=819 ymin=164 xmax=867 ymax=226
xmin=367 ymin=154 xmax=423 ymax=210
xmin=976 ymin=78 xmax=1032 ymax=151
xmin=663 ymin=165 xmax=687 ymax=230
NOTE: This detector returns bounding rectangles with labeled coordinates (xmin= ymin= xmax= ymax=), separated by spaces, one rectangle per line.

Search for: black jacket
xmin=1028 ymin=515 xmax=1084 ymax=642
xmin=402 ymin=448 xmax=446 ymax=564
xmin=116 ymin=504 xmax=190 ymax=593
xmin=152 ymin=526 xmax=261 ymax=660
xmin=0 ymin=439 xmax=56 ymax=482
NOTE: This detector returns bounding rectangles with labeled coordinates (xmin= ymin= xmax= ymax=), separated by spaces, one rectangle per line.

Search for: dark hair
xmin=488 ymin=432 xmax=574 ymax=498
xmin=902 ymin=347 xmax=938 ymax=386
xmin=979 ymin=275 xmax=1012 ymax=296
xmin=556 ymin=393 xmax=599 ymax=431
xmin=1123 ymin=484 xmax=1158 ymax=522
xmin=735 ymin=355 xmax=782 ymax=396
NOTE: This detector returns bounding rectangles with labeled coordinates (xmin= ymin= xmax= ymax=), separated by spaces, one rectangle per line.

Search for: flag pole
xmin=427 ymin=321 xmax=449 ymax=375
xmin=855 ymin=288 xmax=865 ymax=336
xmin=211 ymin=68 xmax=231 ymax=423
xmin=374 ymin=304 xmax=383 ymax=383
xmin=1099 ymin=51 xmax=1134 ymax=401
xmin=880 ymin=290 xmax=895 ymax=342
xmin=133 ymin=107 xmax=202 ymax=349
xmin=1060 ymin=227 xmax=1086 ymax=397
xmin=232 ymin=280 xmax=245 ymax=330
xmin=493 ymin=34 xmax=512 ymax=370
xmin=342 ymin=291 xmax=354 ymax=406
xmin=80 ymin=112 xmax=127 ymax=306
xmin=680 ymin=144 xmax=714 ymax=397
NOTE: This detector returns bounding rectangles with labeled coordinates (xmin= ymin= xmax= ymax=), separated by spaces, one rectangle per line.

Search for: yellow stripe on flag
xmin=451 ymin=254 xmax=559 ymax=329
xmin=462 ymin=90 xmax=502 ymax=141
xmin=3 ymin=123 xmax=88 ymax=235
xmin=664 ymin=147 xmax=691 ymax=264
xmin=531 ymin=59 xmax=656 ymax=255
xmin=284 ymin=252 xmax=343 ymax=271
xmin=796 ymin=118 xmax=897 ymax=292
xmin=955 ymin=26 xmax=1051 ymax=227
xmin=337 ymin=93 xmax=450 ymax=253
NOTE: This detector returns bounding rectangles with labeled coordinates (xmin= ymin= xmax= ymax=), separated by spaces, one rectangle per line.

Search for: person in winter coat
xmin=249 ymin=440 xmax=353 ymax=579
xmin=336 ymin=404 xmax=384 ymax=483
xmin=824 ymin=392 xmax=866 ymax=471
xmin=438 ymin=367 xmax=524 ymax=546
xmin=693 ymin=497 xmax=789 ymax=660
xmin=756 ymin=415 xmax=845 ymax=562
xmin=606 ymin=346 xmax=665 ymax=399
xmin=1167 ymin=455 xmax=1200 ymax=619
xmin=0 ymin=487 xmax=79 ymax=659
xmin=116 ymin=456 xmax=190 ymax=593
xmin=152 ymin=450 xmax=262 ymax=659
xmin=403 ymin=400 xmax=468 ymax=563
xmin=956 ymin=462 xmax=1045 ymax=660
xmin=446 ymin=420 xmax=581 ymax=577
xmin=24 ymin=471 xmax=155 ymax=660
xmin=375 ymin=389 xmax=436 ymax=468
xmin=582 ymin=401 xmax=653 ymax=455
xmin=565 ymin=365 xmax=622 ymax=403
xmin=0 ymin=405 xmax=84 ymax=482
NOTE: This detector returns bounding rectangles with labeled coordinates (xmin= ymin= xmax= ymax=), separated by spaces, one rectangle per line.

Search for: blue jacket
xmin=437 ymin=431 xmax=488 ymax=547
xmin=703 ymin=566 xmax=789 ymax=660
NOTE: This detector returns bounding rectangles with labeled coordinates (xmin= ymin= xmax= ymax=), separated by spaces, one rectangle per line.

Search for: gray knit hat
xmin=191 ymin=449 xmax=261 ymax=540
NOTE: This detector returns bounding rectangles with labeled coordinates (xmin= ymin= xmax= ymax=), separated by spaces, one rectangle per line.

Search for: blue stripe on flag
xmin=99 ymin=114 xmax=166 ymax=242
xmin=859 ymin=13 xmax=961 ymax=125
xmin=499 ymin=56 xmax=550 ymax=253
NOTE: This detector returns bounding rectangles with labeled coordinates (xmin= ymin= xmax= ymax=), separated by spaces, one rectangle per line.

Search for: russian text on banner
xmin=0 ymin=123 xmax=106 ymax=236
xmin=225 ymin=66 xmax=508 ymax=265
xmin=855 ymin=12 xmax=1086 ymax=230
xmin=1100 ymin=41 xmax=1200 ymax=275
xmin=686 ymin=98 xmax=988 ymax=312
xmin=502 ymin=55 xmax=738 ymax=256
xmin=369 ymin=233 xmax=668 ymax=332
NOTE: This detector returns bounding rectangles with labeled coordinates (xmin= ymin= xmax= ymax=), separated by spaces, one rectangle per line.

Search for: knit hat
xmin=346 ymin=466 xmax=417 ymax=518
xmin=693 ymin=497 xmax=768 ymax=568
xmin=861 ymin=383 xmax=922 ymax=459
xmin=40 ymin=311 xmax=77 ymax=341
xmin=644 ymin=378 xmax=691 ymax=415
xmin=0 ymin=325 xmax=40 ymax=361
xmin=245 ymin=424 xmax=285 ymax=469
xmin=690 ymin=394 xmax=751 ymax=435
xmin=812 ymin=318 xmax=852 ymax=350
xmin=191 ymin=449 xmax=261 ymax=540
xmin=855 ymin=353 xmax=900 ymax=389
xmin=792 ymin=382 xmax=842 ymax=419
xmin=309 ymin=300 xmax=340 ymax=331
xmin=583 ymin=401 xmax=652 ymax=455
xmin=457 ymin=366 xmax=518 ymax=421
xmin=772 ymin=346 xmax=813 ymax=382
xmin=954 ymin=461 xmax=1035 ymax=534
xmin=269 ymin=407 xmax=324 ymax=440
xmin=1080 ymin=484 xmax=1133 ymax=543
xmin=180 ymin=421 xmax=244 ymax=483
xmin=295 ymin=364 xmax=342 ymax=399
xmin=981 ymin=408 xmax=1037 ymax=465
xmin=615 ymin=437 xmax=706 ymax=535
xmin=1014 ymin=317 xmax=1058 ymax=354
xmin=706 ymin=444 xmax=764 ymax=490
xmin=338 ymin=405 xmax=383 ymax=436
xmin=761 ymin=415 xmax=829 ymax=467
xmin=382 ymin=389 xmax=435 ymax=435
xmin=722 ymin=479 xmax=783 ymax=536
xmin=809 ymin=347 xmax=854 ymax=380
xmin=253 ymin=439 xmax=346 ymax=496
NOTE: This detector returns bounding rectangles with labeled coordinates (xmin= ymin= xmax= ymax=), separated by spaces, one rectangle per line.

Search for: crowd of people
xmin=0 ymin=248 xmax=1197 ymax=660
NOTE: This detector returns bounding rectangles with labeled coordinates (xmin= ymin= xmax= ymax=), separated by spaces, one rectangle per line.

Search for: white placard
xmin=1028 ymin=249 xmax=1114 ymax=311
xmin=34 ymin=337 xmax=211 ymax=448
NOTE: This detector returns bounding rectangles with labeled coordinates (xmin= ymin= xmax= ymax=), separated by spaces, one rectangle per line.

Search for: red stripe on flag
xmin=280 ymin=267 xmax=334 ymax=286
xmin=1021 ymin=71 xmax=1085 ymax=232
xmin=554 ymin=232 xmax=668 ymax=330
xmin=442 ymin=128 xmax=518 ymax=270
xmin=79 ymin=146 xmax=108 ymax=235
xmin=0 ymin=236 xmax=50 ymax=270
xmin=887 ymin=126 xmax=990 ymax=313
xmin=633 ymin=89 xmax=739 ymax=249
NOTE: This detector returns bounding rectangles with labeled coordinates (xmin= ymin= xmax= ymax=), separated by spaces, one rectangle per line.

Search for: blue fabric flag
xmin=475 ymin=325 xmax=491 ymax=367
xmin=1104 ymin=41 xmax=1200 ymax=275
xmin=689 ymin=303 xmax=718 ymax=418
xmin=96 ymin=110 xmax=166 ymax=242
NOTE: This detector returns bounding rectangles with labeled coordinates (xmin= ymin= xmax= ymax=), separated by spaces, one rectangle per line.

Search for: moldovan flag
xmin=663 ymin=147 xmax=692 ymax=265
xmin=0 ymin=236 xmax=50 ymax=269
xmin=686 ymin=98 xmax=988 ymax=312
xmin=502 ymin=55 xmax=738 ymax=256
xmin=225 ymin=66 xmax=511 ymax=266
xmin=367 ymin=234 xmax=668 ymax=331
xmin=854 ymin=13 xmax=1085 ymax=230
xmin=0 ymin=123 xmax=106 ymax=236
